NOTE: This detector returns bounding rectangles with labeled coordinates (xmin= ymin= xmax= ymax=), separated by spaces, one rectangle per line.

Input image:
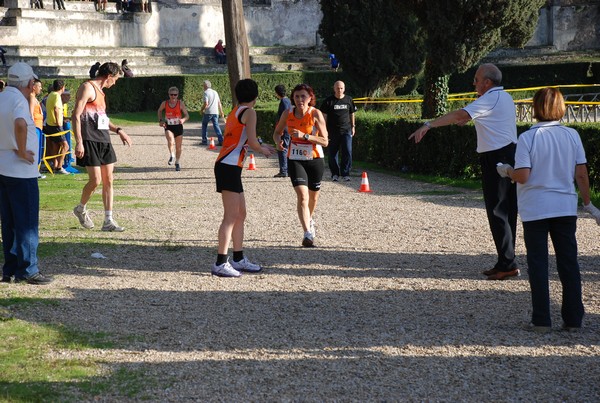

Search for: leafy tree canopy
xmin=319 ymin=0 xmax=546 ymax=115
xmin=318 ymin=0 xmax=425 ymax=96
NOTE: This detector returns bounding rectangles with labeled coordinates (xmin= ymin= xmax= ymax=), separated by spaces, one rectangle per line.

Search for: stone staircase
xmin=0 ymin=1 xmax=330 ymax=77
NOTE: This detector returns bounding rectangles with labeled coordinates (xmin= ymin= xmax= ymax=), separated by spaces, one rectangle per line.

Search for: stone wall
xmin=527 ymin=1 xmax=600 ymax=50
xmin=1 ymin=0 xmax=322 ymax=48
xmin=0 ymin=0 xmax=597 ymax=51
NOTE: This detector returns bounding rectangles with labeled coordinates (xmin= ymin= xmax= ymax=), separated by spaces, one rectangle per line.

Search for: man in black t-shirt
xmin=319 ymin=81 xmax=357 ymax=181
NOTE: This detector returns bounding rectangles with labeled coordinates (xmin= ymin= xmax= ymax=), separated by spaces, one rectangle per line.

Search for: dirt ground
xmin=12 ymin=123 xmax=600 ymax=401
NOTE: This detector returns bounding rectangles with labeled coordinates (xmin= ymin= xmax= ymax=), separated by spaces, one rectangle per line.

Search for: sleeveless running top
xmin=286 ymin=106 xmax=324 ymax=159
xmin=33 ymin=101 xmax=43 ymax=129
xmin=216 ymin=105 xmax=250 ymax=167
xmin=81 ymin=80 xmax=110 ymax=143
xmin=164 ymin=100 xmax=182 ymax=125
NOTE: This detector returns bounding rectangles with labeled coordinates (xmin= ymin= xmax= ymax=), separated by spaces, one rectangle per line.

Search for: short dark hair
xmin=97 ymin=62 xmax=122 ymax=78
xmin=235 ymin=79 xmax=259 ymax=103
xmin=274 ymin=84 xmax=286 ymax=97
xmin=52 ymin=79 xmax=65 ymax=91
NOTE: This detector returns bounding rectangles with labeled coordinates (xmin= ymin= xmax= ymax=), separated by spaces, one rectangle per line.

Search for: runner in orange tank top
xmin=212 ymin=79 xmax=275 ymax=277
xmin=273 ymin=83 xmax=328 ymax=247
xmin=157 ymin=86 xmax=189 ymax=171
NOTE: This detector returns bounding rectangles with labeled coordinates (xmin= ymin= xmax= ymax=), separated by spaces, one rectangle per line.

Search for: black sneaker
xmin=16 ymin=273 xmax=54 ymax=285
xmin=1 ymin=275 xmax=13 ymax=283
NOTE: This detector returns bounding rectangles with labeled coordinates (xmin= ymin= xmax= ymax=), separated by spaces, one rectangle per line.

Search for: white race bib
xmin=97 ymin=114 xmax=109 ymax=130
xmin=166 ymin=117 xmax=181 ymax=125
xmin=289 ymin=142 xmax=313 ymax=160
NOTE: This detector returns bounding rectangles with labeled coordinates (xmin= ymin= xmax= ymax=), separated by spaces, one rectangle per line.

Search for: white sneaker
xmin=343 ymin=176 xmax=351 ymax=182
xmin=230 ymin=256 xmax=262 ymax=273
xmin=58 ymin=168 xmax=69 ymax=175
xmin=101 ymin=219 xmax=125 ymax=232
xmin=302 ymin=231 xmax=314 ymax=247
xmin=212 ymin=260 xmax=241 ymax=277
xmin=332 ymin=175 xmax=339 ymax=182
xmin=73 ymin=206 xmax=94 ymax=229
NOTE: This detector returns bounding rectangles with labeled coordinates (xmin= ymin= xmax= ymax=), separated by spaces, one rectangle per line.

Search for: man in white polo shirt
xmin=409 ymin=63 xmax=519 ymax=280
xmin=0 ymin=62 xmax=53 ymax=284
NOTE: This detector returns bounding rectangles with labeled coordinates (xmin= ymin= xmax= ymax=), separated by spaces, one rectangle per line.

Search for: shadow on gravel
xmin=5 ymin=250 xmax=600 ymax=400
xmin=41 ymin=241 xmax=600 ymax=281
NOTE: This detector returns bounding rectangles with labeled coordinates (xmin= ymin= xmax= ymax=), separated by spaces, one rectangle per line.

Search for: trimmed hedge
xmin=54 ymin=65 xmax=599 ymax=190
xmin=258 ymin=109 xmax=599 ymax=188
xmin=54 ymin=71 xmax=352 ymax=115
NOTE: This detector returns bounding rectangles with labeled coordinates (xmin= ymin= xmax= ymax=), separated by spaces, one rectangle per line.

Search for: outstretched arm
xmin=408 ymin=109 xmax=471 ymax=143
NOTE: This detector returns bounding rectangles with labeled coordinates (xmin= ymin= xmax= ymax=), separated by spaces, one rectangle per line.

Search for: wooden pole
xmin=221 ymin=0 xmax=251 ymax=106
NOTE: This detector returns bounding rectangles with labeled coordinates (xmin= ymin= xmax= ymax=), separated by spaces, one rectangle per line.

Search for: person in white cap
xmin=0 ymin=62 xmax=54 ymax=284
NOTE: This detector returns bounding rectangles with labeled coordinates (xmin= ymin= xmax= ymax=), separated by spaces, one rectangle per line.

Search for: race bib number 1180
xmin=289 ymin=142 xmax=313 ymax=160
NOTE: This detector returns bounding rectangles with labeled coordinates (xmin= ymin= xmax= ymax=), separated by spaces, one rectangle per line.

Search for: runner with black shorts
xmin=212 ymin=79 xmax=275 ymax=277
xmin=71 ymin=62 xmax=132 ymax=232
xmin=157 ymin=86 xmax=189 ymax=171
xmin=273 ymin=83 xmax=329 ymax=247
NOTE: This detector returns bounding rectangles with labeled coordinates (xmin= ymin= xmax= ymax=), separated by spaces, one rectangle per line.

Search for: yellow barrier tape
xmin=353 ymin=83 xmax=600 ymax=105
xmin=40 ymin=130 xmax=74 ymax=175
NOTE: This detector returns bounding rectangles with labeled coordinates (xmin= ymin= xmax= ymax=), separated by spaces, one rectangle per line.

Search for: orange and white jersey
xmin=164 ymin=100 xmax=182 ymax=125
xmin=286 ymin=106 xmax=324 ymax=160
xmin=216 ymin=105 xmax=250 ymax=167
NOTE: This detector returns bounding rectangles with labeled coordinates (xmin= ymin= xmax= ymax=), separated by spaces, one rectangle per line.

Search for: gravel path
xmin=18 ymin=124 xmax=600 ymax=400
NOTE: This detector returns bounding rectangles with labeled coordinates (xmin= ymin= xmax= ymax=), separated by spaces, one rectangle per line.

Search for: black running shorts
xmin=165 ymin=124 xmax=184 ymax=137
xmin=288 ymin=158 xmax=324 ymax=191
xmin=214 ymin=162 xmax=243 ymax=193
xmin=76 ymin=140 xmax=117 ymax=167
xmin=44 ymin=125 xmax=67 ymax=143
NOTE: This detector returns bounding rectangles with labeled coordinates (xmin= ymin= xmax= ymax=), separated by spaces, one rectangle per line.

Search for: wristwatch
xmin=303 ymin=133 xmax=310 ymax=141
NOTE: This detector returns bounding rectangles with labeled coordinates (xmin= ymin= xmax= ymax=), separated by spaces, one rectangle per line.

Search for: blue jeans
xmin=202 ymin=114 xmax=223 ymax=144
xmin=328 ymin=131 xmax=352 ymax=177
xmin=523 ymin=216 xmax=584 ymax=327
xmin=0 ymin=174 xmax=40 ymax=280
xmin=277 ymin=132 xmax=290 ymax=174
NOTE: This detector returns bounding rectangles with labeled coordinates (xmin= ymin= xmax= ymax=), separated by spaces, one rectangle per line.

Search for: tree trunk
xmin=222 ymin=0 xmax=251 ymax=106
xmin=421 ymin=58 xmax=449 ymax=119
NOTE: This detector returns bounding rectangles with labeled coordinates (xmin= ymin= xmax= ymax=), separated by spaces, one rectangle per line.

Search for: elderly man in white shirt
xmin=0 ymin=62 xmax=53 ymax=284
xmin=409 ymin=63 xmax=519 ymax=280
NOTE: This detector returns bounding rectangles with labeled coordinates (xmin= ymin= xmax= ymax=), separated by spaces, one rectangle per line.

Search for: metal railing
xmin=516 ymin=94 xmax=600 ymax=123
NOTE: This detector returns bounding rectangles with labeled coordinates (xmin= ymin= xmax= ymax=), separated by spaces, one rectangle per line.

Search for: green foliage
xmin=417 ymin=0 xmax=546 ymax=117
xmin=38 ymin=72 xmax=348 ymax=115
xmin=422 ymin=64 xmax=449 ymax=117
xmin=449 ymin=62 xmax=600 ymax=93
xmin=348 ymin=111 xmax=600 ymax=191
xmin=73 ymin=71 xmax=345 ymax=114
xmin=318 ymin=0 xmax=425 ymax=95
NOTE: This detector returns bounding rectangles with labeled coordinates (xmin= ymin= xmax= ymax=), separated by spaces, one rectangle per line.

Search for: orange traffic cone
xmin=247 ymin=153 xmax=257 ymax=170
xmin=358 ymin=171 xmax=372 ymax=193
xmin=208 ymin=137 xmax=216 ymax=150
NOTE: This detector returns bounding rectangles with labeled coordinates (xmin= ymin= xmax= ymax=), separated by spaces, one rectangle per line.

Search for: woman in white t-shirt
xmin=497 ymin=87 xmax=600 ymax=332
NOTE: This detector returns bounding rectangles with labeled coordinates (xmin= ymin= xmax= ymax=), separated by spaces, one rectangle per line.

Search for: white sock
xmin=175 ymin=159 xmax=180 ymax=164
xmin=105 ymin=211 xmax=113 ymax=222
xmin=77 ymin=203 xmax=86 ymax=212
